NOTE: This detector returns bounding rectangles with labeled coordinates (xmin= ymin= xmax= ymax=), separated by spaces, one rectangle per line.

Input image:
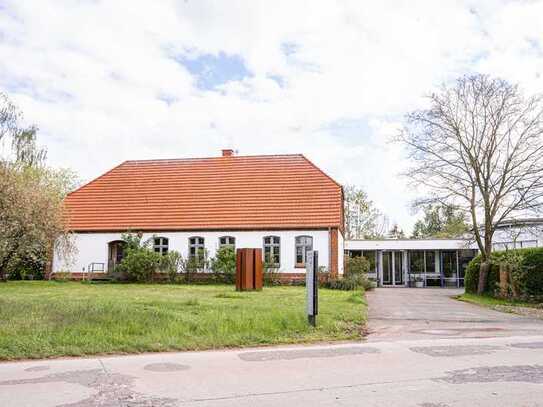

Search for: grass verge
xmin=0 ymin=282 xmax=367 ymax=360
xmin=456 ymin=293 xmax=539 ymax=309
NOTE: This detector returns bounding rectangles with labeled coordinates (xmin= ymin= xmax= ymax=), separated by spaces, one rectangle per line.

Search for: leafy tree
xmin=0 ymin=166 xmax=77 ymax=279
xmin=343 ymin=185 xmax=388 ymax=239
xmin=0 ymin=92 xmax=78 ymax=280
xmin=397 ymin=75 xmax=543 ymax=294
xmin=412 ymin=204 xmax=469 ymax=238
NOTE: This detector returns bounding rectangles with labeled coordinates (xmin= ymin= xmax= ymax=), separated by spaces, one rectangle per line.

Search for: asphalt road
xmin=1 ymin=288 xmax=543 ymax=407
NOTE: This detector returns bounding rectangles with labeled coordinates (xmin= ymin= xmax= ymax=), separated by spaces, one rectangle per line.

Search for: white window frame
xmin=189 ymin=236 xmax=205 ymax=261
xmin=263 ymin=236 xmax=281 ymax=268
xmin=219 ymin=236 xmax=236 ymax=250
xmin=295 ymin=235 xmax=313 ymax=268
xmin=153 ymin=237 xmax=169 ymax=255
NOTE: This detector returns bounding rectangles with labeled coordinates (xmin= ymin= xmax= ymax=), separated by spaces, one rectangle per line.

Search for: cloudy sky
xmin=1 ymin=0 xmax=542 ymax=233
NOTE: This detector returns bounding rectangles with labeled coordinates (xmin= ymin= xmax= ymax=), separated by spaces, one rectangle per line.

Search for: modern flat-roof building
xmin=492 ymin=218 xmax=543 ymax=251
xmin=345 ymin=239 xmax=478 ymax=288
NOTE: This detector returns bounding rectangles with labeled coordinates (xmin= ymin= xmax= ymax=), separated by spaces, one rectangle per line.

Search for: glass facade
xmin=346 ymin=247 xmax=477 ymax=288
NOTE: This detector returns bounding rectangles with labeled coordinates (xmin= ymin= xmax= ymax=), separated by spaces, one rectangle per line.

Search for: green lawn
xmin=457 ymin=293 xmax=539 ymax=308
xmin=0 ymin=282 xmax=366 ymax=360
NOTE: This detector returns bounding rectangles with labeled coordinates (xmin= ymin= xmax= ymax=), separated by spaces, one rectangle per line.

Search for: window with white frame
xmin=295 ymin=236 xmax=313 ymax=267
xmin=263 ymin=236 xmax=280 ymax=267
xmin=219 ymin=236 xmax=236 ymax=250
xmin=189 ymin=237 xmax=205 ymax=263
xmin=153 ymin=237 xmax=169 ymax=255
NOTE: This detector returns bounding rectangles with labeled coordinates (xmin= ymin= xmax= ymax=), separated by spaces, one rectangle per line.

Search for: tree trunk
xmin=0 ymin=265 xmax=8 ymax=282
xmin=477 ymin=261 xmax=491 ymax=295
xmin=0 ymin=243 xmax=19 ymax=282
xmin=0 ymin=257 xmax=11 ymax=282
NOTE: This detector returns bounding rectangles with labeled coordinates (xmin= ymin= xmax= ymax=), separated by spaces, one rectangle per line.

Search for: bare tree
xmin=397 ymin=75 xmax=543 ymax=294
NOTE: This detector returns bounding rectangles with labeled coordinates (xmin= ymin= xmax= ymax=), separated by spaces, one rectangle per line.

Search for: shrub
xmin=520 ymin=248 xmax=543 ymax=297
xmin=464 ymin=247 xmax=543 ymax=300
xmin=345 ymin=256 xmax=370 ymax=276
xmin=209 ymin=246 xmax=236 ymax=284
xmin=324 ymin=273 xmax=374 ymax=291
xmin=159 ymin=251 xmax=184 ymax=283
xmin=325 ymin=255 xmax=374 ymax=291
xmin=7 ymin=253 xmax=46 ymax=280
xmin=326 ymin=277 xmax=359 ymax=290
xmin=116 ymin=248 xmax=161 ymax=282
xmin=181 ymin=255 xmax=207 ymax=283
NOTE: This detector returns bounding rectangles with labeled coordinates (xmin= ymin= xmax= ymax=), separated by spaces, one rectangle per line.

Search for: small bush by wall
xmin=209 ymin=246 xmax=236 ymax=284
xmin=464 ymin=247 xmax=543 ymax=300
xmin=521 ymin=248 xmax=543 ymax=297
xmin=325 ymin=255 xmax=375 ymax=291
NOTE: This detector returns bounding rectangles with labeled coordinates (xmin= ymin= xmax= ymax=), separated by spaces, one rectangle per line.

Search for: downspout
xmin=328 ymin=227 xmax=332 ymax=276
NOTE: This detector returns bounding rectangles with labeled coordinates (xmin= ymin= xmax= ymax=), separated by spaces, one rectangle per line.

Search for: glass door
xmin=382 ymin=252 xmax=392 ymax=285
xmin=382 ymin=251 xmax=404 ymax=286
xmin=394 ymin=251 xmax=403 ymax=285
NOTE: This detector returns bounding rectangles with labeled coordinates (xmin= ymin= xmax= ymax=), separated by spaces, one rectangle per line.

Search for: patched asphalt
xmin=366 ymin=288 xmax=543 ymax=341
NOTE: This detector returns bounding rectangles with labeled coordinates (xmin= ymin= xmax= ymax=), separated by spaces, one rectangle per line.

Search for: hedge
xmin=465 ymin=247 xmax=543 ymax=298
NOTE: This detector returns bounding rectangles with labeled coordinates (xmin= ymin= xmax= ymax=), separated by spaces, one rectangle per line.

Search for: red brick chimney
xmin=222 ymin=149 xmax=234 ymax=157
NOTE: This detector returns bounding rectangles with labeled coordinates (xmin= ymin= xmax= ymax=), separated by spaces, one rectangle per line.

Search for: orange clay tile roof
xmin=65 ymin=154 xmax=344 ymax=232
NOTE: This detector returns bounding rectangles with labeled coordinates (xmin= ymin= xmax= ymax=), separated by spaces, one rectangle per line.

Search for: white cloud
xmin=1 ymin=0 xmax=542 ymax=233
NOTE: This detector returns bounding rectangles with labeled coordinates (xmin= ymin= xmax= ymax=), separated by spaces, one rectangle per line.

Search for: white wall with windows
xmin=493 ymin=228 xmax=542 ymax=250
xmin=53 ymin=230 xmax=334 ymax=275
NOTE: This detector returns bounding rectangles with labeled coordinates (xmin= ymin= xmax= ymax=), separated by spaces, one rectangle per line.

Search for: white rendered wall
xmin=493 ymin=228 xmax=543 ymax=249
xmin=53 ymin=230 xmax=335 ymax=274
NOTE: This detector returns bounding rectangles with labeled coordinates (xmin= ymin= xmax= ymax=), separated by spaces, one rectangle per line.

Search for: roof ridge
xmin=126 ymin=153 xmax=304 ymax=164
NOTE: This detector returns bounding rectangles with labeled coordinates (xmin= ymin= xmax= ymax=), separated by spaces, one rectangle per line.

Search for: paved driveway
xmin=366 ymin=288 xmax=543 ymax=341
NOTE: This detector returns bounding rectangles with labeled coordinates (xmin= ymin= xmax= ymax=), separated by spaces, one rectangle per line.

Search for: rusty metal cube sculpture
xmin=236 ymin=248 xmax=263 ymax=291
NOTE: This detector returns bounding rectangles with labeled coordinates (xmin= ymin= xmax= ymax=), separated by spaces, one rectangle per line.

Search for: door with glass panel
xmin=382 ymin=251 xmax=404 ymax=286
xmin=441 ymin=251 xmax=458 ymax=287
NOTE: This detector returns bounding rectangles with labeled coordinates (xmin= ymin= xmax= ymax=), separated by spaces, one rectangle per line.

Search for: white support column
xmin=403 ymin=250 xmax=409 ymax=287
xmin=423 ymin=250 xmax=427 ymax=287
xmin=391 ymin=251 xmax=396 ymax=285
xmin=378 ymin=250 xmax=383 ymax=286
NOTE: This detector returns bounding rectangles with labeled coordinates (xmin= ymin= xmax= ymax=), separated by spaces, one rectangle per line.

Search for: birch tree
xmin=398 ymin=75 xmax=543 ymax=294
xmin=343 ymin=185 xmax=388 ymax=239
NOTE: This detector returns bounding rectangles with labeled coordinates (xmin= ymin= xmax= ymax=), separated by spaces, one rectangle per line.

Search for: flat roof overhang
xmin=345 ymin=239 xmax=478 ymax=251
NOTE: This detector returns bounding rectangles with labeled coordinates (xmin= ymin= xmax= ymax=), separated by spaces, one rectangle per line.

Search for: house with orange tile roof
xmin=52 ymin=150 xmax=345 ymax=280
